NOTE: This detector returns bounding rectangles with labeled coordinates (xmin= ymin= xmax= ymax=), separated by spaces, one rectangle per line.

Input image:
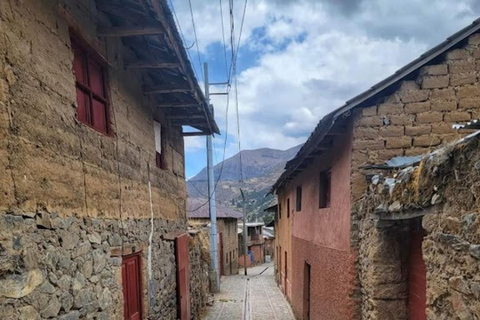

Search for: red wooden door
xmin=175 ymin=234 xmax=190 ymax=320
xmin=219 ymin=232 xmax=224 ymax=276
xmin=122 ymin=253 xmax=142 ymax=320
xmin=408 ymin=232 xmax=427 ymax=320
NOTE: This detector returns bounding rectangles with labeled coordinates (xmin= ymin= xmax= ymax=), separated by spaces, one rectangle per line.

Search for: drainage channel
xmin=243 ymin=278 xmax=251 ymax=320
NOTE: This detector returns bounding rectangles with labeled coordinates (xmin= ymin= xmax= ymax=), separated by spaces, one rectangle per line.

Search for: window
xmin=296 ymin=186 xmax=302 ymax=212
xmin=287 ymin=198 xmax=290 ymax=218
xmin=319 ymin=169 xmax=331 ymax=208
xmin=72 ymin=36 xmax=110 ymax=134
xmin=154 ymin=121 xmax=165 ymax=169
xmin=226 ymin=253 xmax=229 ymax=264
xmin=279 ymin=203 xmax=282 ymax=219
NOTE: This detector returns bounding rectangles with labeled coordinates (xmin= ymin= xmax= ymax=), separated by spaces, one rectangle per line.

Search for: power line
xmin=219 ymin=0 xmax=230 ymax=80
xmin=188 ymin=0 xmax=204 ymax=82
xmin=168 ymin=0 xmax=201 ymax=81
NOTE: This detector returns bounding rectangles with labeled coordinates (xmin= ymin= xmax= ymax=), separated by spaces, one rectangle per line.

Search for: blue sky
xmin=170 ymin=0 xmax=480 ymax=179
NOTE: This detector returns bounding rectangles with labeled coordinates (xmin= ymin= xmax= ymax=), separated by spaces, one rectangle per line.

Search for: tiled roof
xmin=187 ymin=197 xmax=243 ymax=219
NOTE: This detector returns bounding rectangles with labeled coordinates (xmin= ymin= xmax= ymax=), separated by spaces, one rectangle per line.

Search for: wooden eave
xmin=95 ymin=0 xmax=219 ymax=135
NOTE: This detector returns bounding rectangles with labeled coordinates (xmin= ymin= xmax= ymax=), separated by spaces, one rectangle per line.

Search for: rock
xmin=41 ymin=296 xmax=61 ymax=318
xmin=88 ymin=232 xmax=102 ymax=244
xmin=58 ymin=311 xmax=80 ymax=320
xmin=19 ymin=306 xmax=40 ymax=320
xmin=74 ymin=289 xmax=95 ymax=309
xmin=469 ymin=244 xmax=480 ymax=259
xmin=58 ymin=275 xmax=72 ymax=291
xmin=451 ymin=291 xmax=473 ymax=320
xmin=24 ymin=291 xmax=49 ymax=310
xmin=36 ymin=212 xmax=52 ymax=229
xmin=108 ymin=234 xmax=122 ymax=246
xmin=73 ymin=242 xmax=91 ymax=258
xmin=469 ymin=281 xmax=480 ymax=299
xmin=72 ymin=272 xmax=86 ymax=291
xmin=99 ymin=288 xmax=113 ymax=310
xmin=462 ymin=213 xmax=477 ymax=231
xmin=388 ymin=200 xmax=403 ymax=212
xmin=60 ymin=291 xmax=74 ymax=312
xmin=92 ymin=249 xmax=106 ymax=274
xmin=0 ymin=269 xmax=44 ymax=298
xmin=38 ymin=280 xmax=56 ymax=294
xmin=61 ymin=231 xmax=80 ymax=250
xmin=81 ymin=260 xmax=93 ymax=278
xmin=449 ymin=276 xmax=471 ymax=295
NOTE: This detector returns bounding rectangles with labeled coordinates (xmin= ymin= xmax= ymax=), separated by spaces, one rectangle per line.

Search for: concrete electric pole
xmin=204 ymin=63 xmax=220 ymax=292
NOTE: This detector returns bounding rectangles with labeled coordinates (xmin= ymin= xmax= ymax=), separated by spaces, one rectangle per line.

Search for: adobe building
xmin=187 ymin=198 xmax=242 ymax=276
xmin=0 ymin=1 xmax=218 ymax=319
xmin=272 ymin=19 xmax=480 ymax=320
xmin=238 ymin=222 xmax=265 ymax=268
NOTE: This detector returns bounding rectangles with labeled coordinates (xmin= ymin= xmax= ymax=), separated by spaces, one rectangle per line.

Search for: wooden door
xmin=303 ymin=263 xmax=311 ymax=320
xmin=219 ymin=232 xmax=224 ymax=276
xmin=284 ymin=251 xmax=288 ymax=294
xmin=175 ymin=234 xmax=191 ymax=320
xmin=408 ymin=231 xmax=427 ymax=320
xmin=122 ymin=253 xmax=142 ymax=320
xmin=229 ymin=252 xmax=233 ymax=275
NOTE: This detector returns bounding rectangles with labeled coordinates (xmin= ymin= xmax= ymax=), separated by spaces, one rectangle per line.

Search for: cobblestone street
xmin=204 ymin=263 xmax=295 ymax=320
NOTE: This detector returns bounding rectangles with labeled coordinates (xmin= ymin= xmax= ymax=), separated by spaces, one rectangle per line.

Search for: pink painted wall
xmin=290 ymin=126 xmax=353 ymax=252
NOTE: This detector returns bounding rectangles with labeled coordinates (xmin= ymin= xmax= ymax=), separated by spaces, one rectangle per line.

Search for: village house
xmin=272 ymin=19 xmax=480 ymax=320
xmin=238 ymin=222 xmax=265 ymax=268
xmin=187 ymin=198 xmax=241 ymax=276
xmin=0 ymin=1 xmax=218 ymax=320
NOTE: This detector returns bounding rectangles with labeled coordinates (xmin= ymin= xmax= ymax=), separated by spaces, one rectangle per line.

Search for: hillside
xmin=187 ymin=144 xmax=302 ymax=223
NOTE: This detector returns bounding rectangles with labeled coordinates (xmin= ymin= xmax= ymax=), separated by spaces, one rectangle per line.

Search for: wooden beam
xmin=157 ymin=103 xmax=198 ymax=108
xmin=98 ymin=25 xmax=165 ymax=37
xmin=125 ymin=61 xmax=181 ymax=69
xmin=183 ymin=131 xmax=207 ymax=137
xmin=168 ymin=115 xmax=204 ymax=120
xmin=145 ymin=88 xmax=192 ymax=95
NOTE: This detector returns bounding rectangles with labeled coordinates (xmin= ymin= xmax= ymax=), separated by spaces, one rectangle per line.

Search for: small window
xmin=279 ymin=203 xmax=282 ymax=219
xmin=296 ymin=186 xmax=302 ymax=212
xmin=71 ymin=36 xmax=110 ymax=134
xmin=287 ymin=198 xmax=290 ymax=218
xmin=226 ymin=253 xmax=229 ymax=264
xmin=319 ymin=169 xmax=331 ymax=208
xmin=154 ymin=121 xmax=164 ymax=169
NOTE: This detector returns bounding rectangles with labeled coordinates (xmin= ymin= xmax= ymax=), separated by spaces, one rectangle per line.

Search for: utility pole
xmin=241 ymin=189 xmax=247 ymax=276
xmin=205 ymin=63 xmax=220 ymax=292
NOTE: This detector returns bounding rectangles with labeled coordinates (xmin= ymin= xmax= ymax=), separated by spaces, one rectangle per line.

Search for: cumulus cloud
xmin=176 ymin=0 xmax=480 ymax=158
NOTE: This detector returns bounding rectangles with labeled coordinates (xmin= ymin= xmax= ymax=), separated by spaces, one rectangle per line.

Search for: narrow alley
xmin=204 ymin=263 xmax=295 ymax=320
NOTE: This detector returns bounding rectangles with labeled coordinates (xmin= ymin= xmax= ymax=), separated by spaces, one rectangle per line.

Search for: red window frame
xmin=71 ymin=34 xmax=111 ymax=135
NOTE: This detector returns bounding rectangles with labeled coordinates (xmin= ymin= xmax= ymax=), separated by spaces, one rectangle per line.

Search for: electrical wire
xmin=219 ymin=0 xmax=230 ymax=79
xmin=169 ymin=0 xmax=201 ymax=81
xmin=188 ymin=0 xmax=204 ymax=82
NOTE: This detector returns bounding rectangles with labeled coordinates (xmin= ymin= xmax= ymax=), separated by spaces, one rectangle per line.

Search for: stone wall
xmin=355 ymin=134 xmax=480 ymax=319
xmin=0 ymin=210 xmax=183 ymax=319
xmin=189 ymin=233 xmax=210 ymax=320
xmin=0 ymin=0 xmax=192 ymax=319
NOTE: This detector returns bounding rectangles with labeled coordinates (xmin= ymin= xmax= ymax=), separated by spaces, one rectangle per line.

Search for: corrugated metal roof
xmin=271 ymin=18 xmax=480 ymax=193
xmin=187 ymin=198 xmax=243 ymax=219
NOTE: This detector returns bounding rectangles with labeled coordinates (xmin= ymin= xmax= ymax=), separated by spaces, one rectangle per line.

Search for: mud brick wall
xmin=351 ymin=33 xmax=480 ymax=202
xmin=218 ymin=219 xmax=239 ymax=276
xmin=355 ymin=137 xmax=480 ymax=319
xmin=0 ymin=0 xmax=192 ymax=319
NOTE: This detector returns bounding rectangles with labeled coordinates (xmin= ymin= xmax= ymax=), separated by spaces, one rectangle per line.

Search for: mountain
xmin=187 ymin=144 xmax=302 ymax=223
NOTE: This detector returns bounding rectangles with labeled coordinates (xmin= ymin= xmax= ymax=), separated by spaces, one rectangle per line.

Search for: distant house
xmin=188 ymin=198 xmax=242 ymax=276
xmin=271 ymin=20 xmax=480 ymax=320
xmin=238 ymin=222 xmax=265 ymax=268
xmin=263 ymin=226 xmax=275 ymax=262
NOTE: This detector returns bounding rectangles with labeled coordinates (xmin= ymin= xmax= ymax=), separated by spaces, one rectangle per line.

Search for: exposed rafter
xmin=125 ymin=61 xmax=181 ymax=69
xmin=145 ymin=87 xmax=192 ymax=95
xmin=157 ymin=103 xmax=199 ymax=108
xmin=98 ymin=25 xmax=165 ymax=37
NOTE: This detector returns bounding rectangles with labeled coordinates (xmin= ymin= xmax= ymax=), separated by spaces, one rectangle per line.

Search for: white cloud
xmin=172 ymin=0 xmax=480 ymax=163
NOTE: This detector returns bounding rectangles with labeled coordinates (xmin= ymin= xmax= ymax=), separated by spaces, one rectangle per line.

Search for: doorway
xmin=408 ymin=230 xmax=427 ymax=320
xmin=219 ymin=232 xmax=224 ymax=276
xmin=122 ymin=252 xmax=142 ymax=320
xmin=303 ymin=262 xmax=311 ymax=320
